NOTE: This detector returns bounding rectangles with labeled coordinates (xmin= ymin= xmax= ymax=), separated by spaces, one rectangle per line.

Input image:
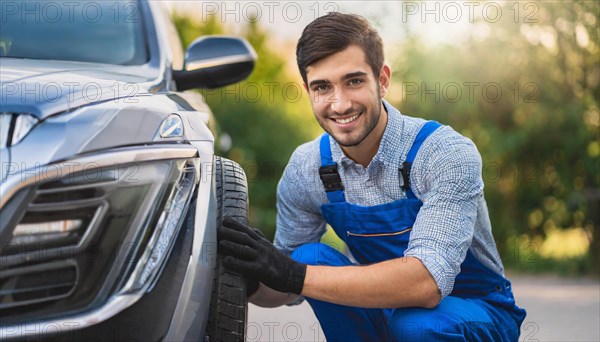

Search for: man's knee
xmin=388 ymin=296 xmax=501 ymax=342
xmin=291 ymin=243 xmax=351 ymax=266
xmin=388 ymin=308 xmax=466 ymax=341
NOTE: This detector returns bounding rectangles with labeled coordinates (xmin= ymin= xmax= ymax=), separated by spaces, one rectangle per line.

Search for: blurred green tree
xmin=393 ymin=0 xmax=599 ymax=273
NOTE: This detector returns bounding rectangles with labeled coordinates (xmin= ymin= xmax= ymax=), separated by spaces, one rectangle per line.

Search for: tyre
xmin=205 ymin=156 xmax=250 ymax=342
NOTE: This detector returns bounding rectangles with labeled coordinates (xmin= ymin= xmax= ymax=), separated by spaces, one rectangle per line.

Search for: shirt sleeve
xmin=274 ymin=151 xmax=327 ymax=256
xmin=403 ymin=132 xmax=484 ymax=299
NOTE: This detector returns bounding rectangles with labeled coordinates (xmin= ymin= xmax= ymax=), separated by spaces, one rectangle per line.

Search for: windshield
xmin=0 ymin=0 xmax=148 ymax=65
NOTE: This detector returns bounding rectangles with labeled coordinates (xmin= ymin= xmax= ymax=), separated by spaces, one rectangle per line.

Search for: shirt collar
xmin=329 ymin=99 xmax=405 ymax=168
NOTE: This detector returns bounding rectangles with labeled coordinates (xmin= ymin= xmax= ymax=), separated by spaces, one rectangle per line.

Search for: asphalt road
xmin=510 ymin=274 xmax=599 ymax=342
xmin=248 ymin=274 xmax=600 ymax=342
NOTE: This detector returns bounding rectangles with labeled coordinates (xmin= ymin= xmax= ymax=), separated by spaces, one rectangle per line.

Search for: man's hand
xmin=218 ymin=217 xmax=307 ymax=295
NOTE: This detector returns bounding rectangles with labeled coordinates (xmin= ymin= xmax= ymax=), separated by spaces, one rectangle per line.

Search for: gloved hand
xmin=218 ymin=217 xmax=306 ymax=295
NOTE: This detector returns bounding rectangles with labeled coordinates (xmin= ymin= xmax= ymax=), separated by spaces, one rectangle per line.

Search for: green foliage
xmin=392 ymin=0 xmax=599 ymax=273
xmin=506 ymin=235 xmax=594 ymax=276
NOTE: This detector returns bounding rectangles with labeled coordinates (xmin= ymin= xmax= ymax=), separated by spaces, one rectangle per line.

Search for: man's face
xmin=305 ymin=45 xmax=388 ymax=147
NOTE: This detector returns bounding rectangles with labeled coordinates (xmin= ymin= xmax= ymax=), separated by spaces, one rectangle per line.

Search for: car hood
xmin=0 ymin=58 xmax=158 ymax=120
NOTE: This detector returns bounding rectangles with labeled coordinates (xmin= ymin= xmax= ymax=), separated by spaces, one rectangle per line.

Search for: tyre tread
xmin=205 ymin=157 xmax=249 ymax=342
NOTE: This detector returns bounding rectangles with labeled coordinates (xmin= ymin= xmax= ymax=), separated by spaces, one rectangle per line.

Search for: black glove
xmin=218 ymin=217 xmax=306 ymax=295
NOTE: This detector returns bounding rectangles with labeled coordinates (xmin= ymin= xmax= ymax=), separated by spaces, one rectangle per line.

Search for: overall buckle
xmin=400 ymin=161 xmax=412 ymax=192
xmin=319 ymin=164 xmax=344 ymax=192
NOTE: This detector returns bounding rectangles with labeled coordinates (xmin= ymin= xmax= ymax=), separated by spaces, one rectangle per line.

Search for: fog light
xmin=11 ymin=220 xmax=83 ymax=245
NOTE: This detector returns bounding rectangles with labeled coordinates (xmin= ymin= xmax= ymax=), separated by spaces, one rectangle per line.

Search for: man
xmin=218 ymin=12 xmax=526 ymax=341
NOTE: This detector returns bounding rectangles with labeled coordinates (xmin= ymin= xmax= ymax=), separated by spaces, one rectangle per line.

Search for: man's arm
xmin=272 ymin=154 xmax=327 ymax=256
xmin=303 ymin=257 xmax=440 ymax=308
xmin=249 ymin=256 xmax=439 ymax=309
xmin=402 ymin=131 xmax=485 ymax=299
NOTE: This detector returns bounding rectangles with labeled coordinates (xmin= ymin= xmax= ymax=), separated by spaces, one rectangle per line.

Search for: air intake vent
xmin=33 ymin=187 xmax=104 ymax=204
xmin=1 ymin=183 xmax=109 ymax=263
xmin=0 ymin=262 xmax=77 ymax=309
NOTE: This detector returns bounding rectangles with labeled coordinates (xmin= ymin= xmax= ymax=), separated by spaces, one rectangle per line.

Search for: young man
xmin=218 ymin=12 xmax=526 ymax=341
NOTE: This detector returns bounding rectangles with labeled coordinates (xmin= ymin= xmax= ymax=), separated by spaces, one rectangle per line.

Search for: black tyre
xmin=205 ymin=156 xmax=249 ymax=342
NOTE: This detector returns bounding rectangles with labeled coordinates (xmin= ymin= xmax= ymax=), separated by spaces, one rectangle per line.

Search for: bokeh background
xmin=168 ymin=0 xmax=599 ymax=276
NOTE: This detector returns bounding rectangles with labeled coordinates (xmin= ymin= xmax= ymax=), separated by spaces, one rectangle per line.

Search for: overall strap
xmin=401 ymin=121 xmax=443 ymax=199
xmin=319 ymin=133 xmax=346 ymax=203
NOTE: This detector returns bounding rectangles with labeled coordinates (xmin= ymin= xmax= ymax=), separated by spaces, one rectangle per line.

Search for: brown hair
xmin=296 ymin=12 xmax=384 ymax=85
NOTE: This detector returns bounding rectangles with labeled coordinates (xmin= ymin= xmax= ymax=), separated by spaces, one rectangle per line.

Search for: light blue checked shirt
xmin=274 ymin=100 xmax=505 ymax=298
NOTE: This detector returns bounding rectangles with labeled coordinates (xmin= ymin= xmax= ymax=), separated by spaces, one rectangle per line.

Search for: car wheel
xmin=205 ymin=156 xmax=249 ymax=342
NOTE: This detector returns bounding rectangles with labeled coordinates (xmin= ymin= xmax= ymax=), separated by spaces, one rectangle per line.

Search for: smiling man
xmin=218 ymin=12 xmax=526 ymax=341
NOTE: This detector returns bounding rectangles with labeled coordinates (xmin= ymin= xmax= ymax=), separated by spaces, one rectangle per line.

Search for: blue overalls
xmin=291 ymin=121 xmax=526 ymax=341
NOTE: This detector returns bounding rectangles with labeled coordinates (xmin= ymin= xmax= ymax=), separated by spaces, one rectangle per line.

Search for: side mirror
xmin=174 ymin=36 xmax=257 ymax=91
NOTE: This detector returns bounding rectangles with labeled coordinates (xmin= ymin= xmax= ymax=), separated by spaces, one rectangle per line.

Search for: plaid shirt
xmin=274 ymin=100 xmax=505 ymax=298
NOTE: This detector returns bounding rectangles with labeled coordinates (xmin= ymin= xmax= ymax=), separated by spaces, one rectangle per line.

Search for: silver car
xmin=0 ymin=1 xmax=254 ymax=340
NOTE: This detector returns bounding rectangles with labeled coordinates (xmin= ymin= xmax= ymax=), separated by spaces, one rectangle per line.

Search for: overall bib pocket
xmin=346 ymin=227 xmax=412 ymax=238
xmin=344 ymin=223 xmax=413 ymax=264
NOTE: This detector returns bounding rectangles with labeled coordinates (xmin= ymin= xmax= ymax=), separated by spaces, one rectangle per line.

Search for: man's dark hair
xmin=296 ymin=12 xmax=384 ymax=85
